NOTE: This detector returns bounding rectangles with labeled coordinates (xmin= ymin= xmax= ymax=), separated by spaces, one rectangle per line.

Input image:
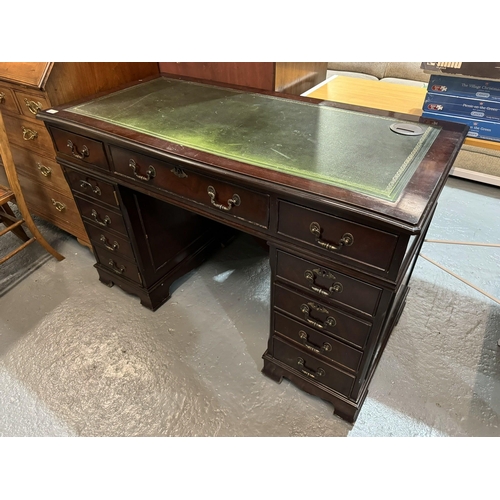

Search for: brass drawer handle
xmin=24 ymin=98 xmax=43 ymax=115
xmin=91 ymin=209 xmax=111 ymax=227
xmin=309 ymin=222 xmax=353 ymax=251
xmin=299 ymin=330 xmax=332 ymax=354
xmin=80 ymin=180 xmax=102 ymax=196
xmin=67 ymin=140 xmax=89 ymax=160
xmin=37 ymin=162 xmax=52 ymax=177
xmin=100 ymin=234 xmax=119 ymax=251
xmin=0 ymin=92 xmax=5 ymax=103
xmin=304 ymin=269 xmax=343 ymax=296
xmin=129 ymin=159 xmax=156 ymax=181
xmin=297 ymin=357 xmax=325 ymax=379
xmin=300 ymin=303 xmax=336 ymax=330
xmin=207 ymin=186 xmax=240 ymax=212
xmin=22 ymin=126 xmax=38 ymax=141
xmin=51 ymin=199 xmax=66 ymax=212
xmin=108 ymin=259 xmax=125 ymax=274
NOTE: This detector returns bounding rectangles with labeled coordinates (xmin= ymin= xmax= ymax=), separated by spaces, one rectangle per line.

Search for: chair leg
xmin=0 ymin=203 xmax=30 ymax=242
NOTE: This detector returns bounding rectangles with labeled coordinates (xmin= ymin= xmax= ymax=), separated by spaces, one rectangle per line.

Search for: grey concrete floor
xmin=0 ymin=176 xmax=499 ymax=437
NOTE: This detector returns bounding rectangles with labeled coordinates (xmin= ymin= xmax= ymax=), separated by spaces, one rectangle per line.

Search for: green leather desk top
xmin=68 ymin=77 xmax=441 ymax=202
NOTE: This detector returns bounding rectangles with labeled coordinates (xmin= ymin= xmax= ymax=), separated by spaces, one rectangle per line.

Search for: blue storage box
xmin=423 ymin=93 xmax=500 ymax=122
xmin=428 ymin=75 xmax=500 ymax=101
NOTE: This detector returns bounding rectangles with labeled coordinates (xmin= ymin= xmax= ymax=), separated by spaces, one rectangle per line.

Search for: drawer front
xmin=50 ymin=127 xmax=109 ymax=171
xmin=0 ymin=85 xmax=20 ymax=115
xmin=277 ymin=200 xmax=399 ymax=272
xmin=75 ymin=196 xmax=128 ymax=236
xmin=274 ymin=312 xmax=363 ymax=372
xmin=273 ymin=336 xmax=355 ymax=397
xmin=275 ymin=250 xmax=382 ymax=316
xmin=13 ymin=89 xmax=50 ymax=118
xmin=84 ymin=222 xmax=135 ymax=262
xmin=94 ymin=246 xmax=142 ymax=285
xmin=110 ymin=145 xmax=270 ymax=228
xmin=64 ymin=166 xmax=119 ymax=207
xmin=3 ymin=113 xmax=54 ymax=154
xmin=273 ymin=283 xmax=372 ymax=349
xmin=11 ymin=145 xmax=69 ymax=192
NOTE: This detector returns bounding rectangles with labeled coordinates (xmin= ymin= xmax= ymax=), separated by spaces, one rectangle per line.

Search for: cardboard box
xmin=428 ymin=75 xmax=500 ymax=101
xmin=422 ymin=111 xmax=500 ymax=142
xmin=423 ymin=93 xmax=500 ymax=122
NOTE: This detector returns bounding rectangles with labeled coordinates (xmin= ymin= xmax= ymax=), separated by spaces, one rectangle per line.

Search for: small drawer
xmin=273 ymin=283 xmax=372 ymax=349
xmin=277 ymin=200 xmax=399 ymax=273
xmin=50 ymin=126 xmax=109 ymax=171
xmin=64 ymin=166 xmax=119 ymax=207
xmin=3 ymin=113 xmax=54 ymax=154
xmin=272 ymin=336 xmax=355 ymax=397
xmin=110 ymin=145 xmax=270 ymax=229
xmin=84 ymin=222 xmax=136 ymax=262
xmin=275 ymin=249 xmax=382 ymax=316
xmin=75 ymin=196 xmax=128 ymax=236
xmin=274 ymin=312 xmax=363 ymax=372
xmin=13 ymin=89 xmax=50 ymax=118
xmin=94 ymin=246 xmax=142 ymax=285
xmin=0 ymin=85 xmax=20 ymax=115
xmin=10 ymin=145 xmax=68 ymax=191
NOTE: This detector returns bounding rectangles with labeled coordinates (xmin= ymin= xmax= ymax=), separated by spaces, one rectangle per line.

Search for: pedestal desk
xmin=38 ymin=76 xmax=468 ymax=423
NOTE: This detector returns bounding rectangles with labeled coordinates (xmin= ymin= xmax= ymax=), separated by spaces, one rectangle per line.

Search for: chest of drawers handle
xmin=297 ymin=357 xmax=325 ymax=379
xmin=67 ymin=140 xmax=89 ymax=160
xmin=80 ymin=180 xmax=102 ymax=196
xmin=129 ymin=159 xmax=156 ymax=181
xmin=298 ymin=330 xmax=332 ymax=354
xmin=37 ymin=162 xmax=52 ymax=177
xmin=51 ymin=199 xmax=66 ymax=212
xmin=309 ymin=222 xmax=354 ymax=252
xmin=300 ymin=303 xmax=336 ymax=329
xmin=108 ymin=259 xmax=125 ymax=274
xmin=24 ymin=98 xmax=43 ymax=115
xmin=171 ymin=166 xmax=188 ymax=178
xmin=0 ymin=92 xmax=5 ymax=103
xmin=91 ymin=209 xmax=111 ymax=227
xmin=22 ymin=126 xmax=38 ymax=141
xmin=100 ymin=234 xmax=119 ymax=251
xmin=207 ymin=185 xmax=241 ymax=212
xmin=304 ymin=269 xmax=343 ymax=296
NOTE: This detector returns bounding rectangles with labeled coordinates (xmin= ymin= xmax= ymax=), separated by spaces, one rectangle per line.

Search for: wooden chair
xmin=0 ymin=112 xmax=64 ymax=265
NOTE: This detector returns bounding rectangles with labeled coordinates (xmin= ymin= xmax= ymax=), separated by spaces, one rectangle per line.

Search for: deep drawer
xmin=273 ymin=283 xmax=372 ymax=350
xmin=274 ymin=312 xmax=363 ymax=372
xmin=0 ymin=85 xmax=20 ymax=115
xmin=75 ymin=196 xmax=128 ymax=236
xmin=275 ymin=249 xmax=383 ymax=316
xmin=110 ymin=145 xmax=270 ymax=229
xmin=94 ymin=246 xmax=142 ymax=285
xmin=272 ymin=336 xmax=355 ymax=397
xmin=50 ymin=126 xmax=109 ymax=171
xmin=3 ymin=113 xmax=54 ymax=154
xmin=13 ymin=89 xmax=50 ymax=118
xmin=84 ymin=222 xmax=135 ymax=262
xmin=64 ymin=166 xmax=119 ymax=207
xmin=277 ymin=200 xmax=399 ymax=272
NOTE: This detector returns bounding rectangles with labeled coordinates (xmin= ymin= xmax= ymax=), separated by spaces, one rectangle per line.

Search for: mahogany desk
xmin=38 ymin=76 xmax=468 ymax=423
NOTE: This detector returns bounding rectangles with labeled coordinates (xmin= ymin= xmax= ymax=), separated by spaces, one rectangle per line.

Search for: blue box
xmin=423 ymin=93 xmax=500 ymax=122
xmin=422 ymin=111 xmax=500 ymax=142
xmin=428 ymin=75 xmax=500 ymax=101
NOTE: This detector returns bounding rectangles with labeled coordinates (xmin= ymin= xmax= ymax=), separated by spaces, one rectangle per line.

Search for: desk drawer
xmin=110 ymin=146 xmax=270 ymax=228
xmin=273 ymin=283 xmax=372 ymax=350
xmin=50 ymin=127 xmax=109 ymax=171
xmin=277 ymin=200 xmax=399 ymax=272
xmin=75 ymin=196 xmax=128 ymax=236
xmin=0 ymin=85 xmax=20 ymax=115
xmin=272 ymin=336 xmax=355 ymax=397
xmin=64 ymin=166 xmax=119 ymax=207
xmin=94 ymin=246 xmax=142 ymax=285
xmin=84 ymin=222 xmax=135 ymax=261
xmin=274 ymin=312 xmax=363 ymax=372
xmin=3 ymin=113 xmax=54 ymax=154
xmin=275 ymin=250 xmax=382 ymax=316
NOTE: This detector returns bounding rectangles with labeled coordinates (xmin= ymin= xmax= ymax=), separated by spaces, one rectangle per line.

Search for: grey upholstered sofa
xmin=326 ymin=62 xmax=500 ymax=186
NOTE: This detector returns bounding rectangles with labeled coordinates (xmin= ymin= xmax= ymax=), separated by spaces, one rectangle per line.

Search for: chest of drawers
xmin=0 ymin=62 xmax=159 ymax=246
xmin=37 ymin=76 xmax=468 ymax=423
